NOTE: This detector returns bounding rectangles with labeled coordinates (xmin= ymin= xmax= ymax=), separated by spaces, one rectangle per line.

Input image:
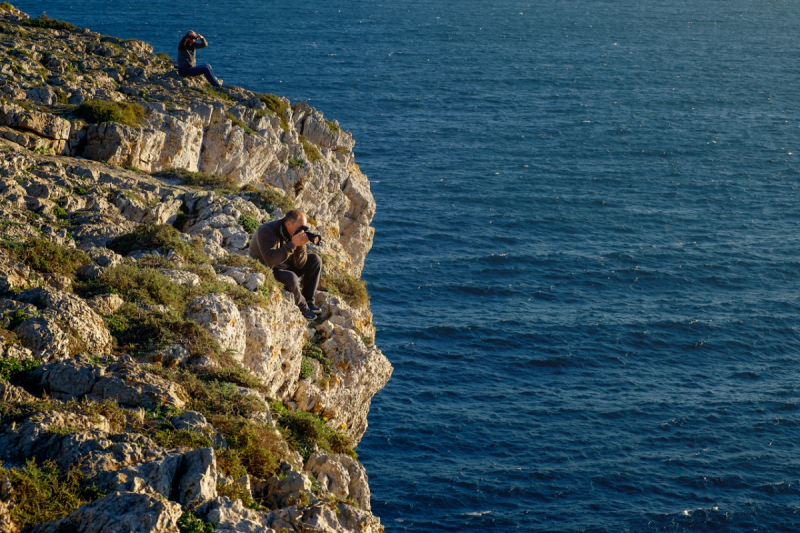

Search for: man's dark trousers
xmin=272 ymin=253 xmax=321 ymax=311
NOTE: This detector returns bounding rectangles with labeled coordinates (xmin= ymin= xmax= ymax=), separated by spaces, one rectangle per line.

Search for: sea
xmin=16 ymin=0 xmax=800 ymax=530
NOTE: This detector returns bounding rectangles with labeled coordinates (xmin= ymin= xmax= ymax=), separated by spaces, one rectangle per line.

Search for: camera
xmin=294 ymin=225 xmax=323 ymax=246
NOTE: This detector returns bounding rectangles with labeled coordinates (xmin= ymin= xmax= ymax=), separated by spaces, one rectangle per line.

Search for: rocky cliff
xmin=0 ymin=5 xmax=391 ymax=532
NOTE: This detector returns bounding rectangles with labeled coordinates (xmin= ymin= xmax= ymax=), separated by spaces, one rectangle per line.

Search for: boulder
xmin=0 ymin=103 xmax=70 ymax=140
xmin=305 ymin=451 xmax=371 ymax=511
xmin=187 ymin=293 xmax=246 ymax=359
xmin=16 ymin=287 xmax=113 ymax=358
xmin=30 ymin=491 xmax=182 ymax=533
xmin=196 ymin=497 xmax=273 ymax=533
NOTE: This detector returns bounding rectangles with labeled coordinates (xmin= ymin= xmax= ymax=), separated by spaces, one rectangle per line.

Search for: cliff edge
xmin=0 ymin=5 xmax=390 ymax=532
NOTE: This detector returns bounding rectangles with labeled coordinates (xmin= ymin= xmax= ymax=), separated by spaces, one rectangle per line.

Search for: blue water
xmin=18 ymin=0 xmax=800 ymax=530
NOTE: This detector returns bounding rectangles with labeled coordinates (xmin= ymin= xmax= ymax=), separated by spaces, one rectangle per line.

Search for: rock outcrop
xmin=0 ymin=5 xmax=391 ymax=533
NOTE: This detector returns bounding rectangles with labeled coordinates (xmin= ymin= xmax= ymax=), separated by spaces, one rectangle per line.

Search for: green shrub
xmin=321 ymin=273 xmax=369 ymax=309
xmin=25 ymin=12 xmax=76 ymax=31
xmin=217 ymin=480 xmax=259 ymax=508
xmin=73 ymin=186 xmax=89 ymax=195
xmin=178 ymin=512 xmax=214 ymax=533
xmin=288 ymin=157 xmax=304 ymax=169
xmin=104 ymin=303 xmax=218 ymax=357
xmin=256 ymin=93 xmax=289 ymax=131
xmin=0 ymin=236 xmax=90 ymax=276
xmin=299 ymin=357 xmax=314 ymax=380
xmin=74 ymin=99 xmax=145 ymax=128
xmin=0 ymin=459 xmax=104 ymax=529
xmin=225 ymin=112 xmax=253 ymax=134
xmin=277 ymin=409 xmax=356 ymax=461
xmin=0 ymin=3 xmax=14 ymax=12
xmin=0 ymin=357 xmax=41 ymax=382
xmin=211 ymin=415 xmax=284 ymax=479
xmin=156 ymin=52 xmax=172 ymax=61
xmin=240 ymin=184 xmax=295 ymax=213
xmin=53 ymin=205 xmax=68 ymax=218
xmin=107 ymin=224 xmax=208 ymax=264
xmin=153 ymin=167 xmax=238 ymax=191
xmin=100 ymin=264 xmax=184 ymax=308
xmin=299 ymin=135 xmax=322 ymax=162
xmin=153 ymin=428 xmax=213 ymax=450
xmin=238 ymin=213 xmax=260 ymax=235
xmin=302 ymin=339 xmax=331 ymax=375
xmin=325 ymin=119 xmax=340 ymax=133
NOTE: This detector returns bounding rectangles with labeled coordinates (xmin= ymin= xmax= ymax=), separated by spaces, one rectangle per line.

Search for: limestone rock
xmin=187 ymin=293 xmax=246 ymax=359
xmin=161 ymin=269 xmax=200 ymax=287
xmin=15 ymin=287 xmax=113 ymax=359
xmin=83 ymin=122 xmax=166 ymax=172
xmin=97 ymin=447 xmax=217 ymax=508
xmin=13 ymin=315 xmax=72 ymax=361
xmin=88 ymin=293 xmax=124 ymax=314
xmin=293 ymin=324 xmax=392 ymax=445
xmin=0 ymin=382 xmax=35 ymax=403
xmin=305 ymin=451 xmax=371 ymax=511
xmin=88 ymin=356 xmax=187 ymax=409
xmin=30 ymin=491 xmax=182 ymax=533
xmin=266 ymin=502 xmax=382 ymax=533
xmin=0 ymin=103 xmax=70 ymax=140
xmin=240 ymin=296 xmax=307 ymax=398
xmin=196 ymin=497 xmax=273 ymax=533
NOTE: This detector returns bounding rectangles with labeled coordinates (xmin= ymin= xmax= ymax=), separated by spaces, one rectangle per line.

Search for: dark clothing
xmin=272 ymin=255 xmax=321 ymax=312
xmin=177 ymin=38 xmax=208 ymax=69
xmin=250 ymin=219 xmax=320 ymax=311
xmin=178 ymin=64 xmax=221 ymax=87
xmin=177 ymin=38 xmax=221 ymax=87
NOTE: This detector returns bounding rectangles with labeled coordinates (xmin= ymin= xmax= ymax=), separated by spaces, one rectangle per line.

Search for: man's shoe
xmin=308 ymin=303 xmax=322 ymax=314
xmin=301 ymin=308 xmax=317 ymax=321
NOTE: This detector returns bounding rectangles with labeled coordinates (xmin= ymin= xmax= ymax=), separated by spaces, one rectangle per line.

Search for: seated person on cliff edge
xmin=249 ymin=209 xmax=322 ymax=321
xmin=177 ymin=30 xmax=223 ymax=87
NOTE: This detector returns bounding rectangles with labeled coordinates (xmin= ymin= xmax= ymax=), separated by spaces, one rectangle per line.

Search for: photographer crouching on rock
xmin=249 ymin=209 xmax=322 ymax=321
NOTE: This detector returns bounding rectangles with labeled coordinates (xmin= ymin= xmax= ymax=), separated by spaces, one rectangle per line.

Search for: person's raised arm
xmin=193 ymin=36 xmax=209 ymax=49
xmin=255 ymin=226 xmax=297 ymax=267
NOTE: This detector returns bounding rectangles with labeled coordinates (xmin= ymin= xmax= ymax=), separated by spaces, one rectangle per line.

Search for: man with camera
xmin=177 ymin=30 xmax=223 ymax=87
xmin=249 ymin=209 xmax=322 ymax=321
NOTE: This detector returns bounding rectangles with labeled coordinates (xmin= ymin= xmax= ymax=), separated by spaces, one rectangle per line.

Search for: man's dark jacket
xmin=249 ymin=218 xmax=308 ymax=270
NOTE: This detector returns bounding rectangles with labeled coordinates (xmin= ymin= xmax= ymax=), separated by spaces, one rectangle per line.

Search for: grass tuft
xmin=239 ymin=184 xmax=295 ymax=213
xmin=299 ymin=135 xmax=322 ymax=163
xmin=0 ymin=459 xmax=104 ymax=528
xmin=25 ymin=12 xmax=76 ymax=31
xmin=256 ymin=93 xmax=289 ymax=131
xmin=277 ymin=408 xmax=356 ymax=461
xmin=107 ymin=224 xmax=208 ymax=265
xmin=74 ymin=99 xmax=145 ymax=129
xmin=225 ymin=112 xmax=253 ymax=134
xmin=178 ymin=511 xmax=214 ymax=533
xmin=153 ymin=167 xmax=238 ymax=192
xmin=0 ymin=236 xmax=90 ymax=277
xmin=321 ymin=273 xmax=369 ymax=309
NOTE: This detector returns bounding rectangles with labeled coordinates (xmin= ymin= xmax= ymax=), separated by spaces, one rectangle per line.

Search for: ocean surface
xmin=16 ymin=0 xmax=800 ymax=530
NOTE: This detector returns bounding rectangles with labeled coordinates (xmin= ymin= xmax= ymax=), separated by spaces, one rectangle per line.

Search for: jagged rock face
xmin=29 ymin=492 xmax=183 ymax=533
xmin=305 ymin=451 xmax=372 ymax=511
xmin=240 ymin=296 xmax=307 ymax=399
xmin=97 ymin=447 xmax=218 ymax=508
xmin=296 ymin=295 xmax=393 ymax=445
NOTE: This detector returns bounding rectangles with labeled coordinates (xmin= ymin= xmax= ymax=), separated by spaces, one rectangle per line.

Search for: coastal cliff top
xmin=0 ymin=5 xmax=390 ymax=532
